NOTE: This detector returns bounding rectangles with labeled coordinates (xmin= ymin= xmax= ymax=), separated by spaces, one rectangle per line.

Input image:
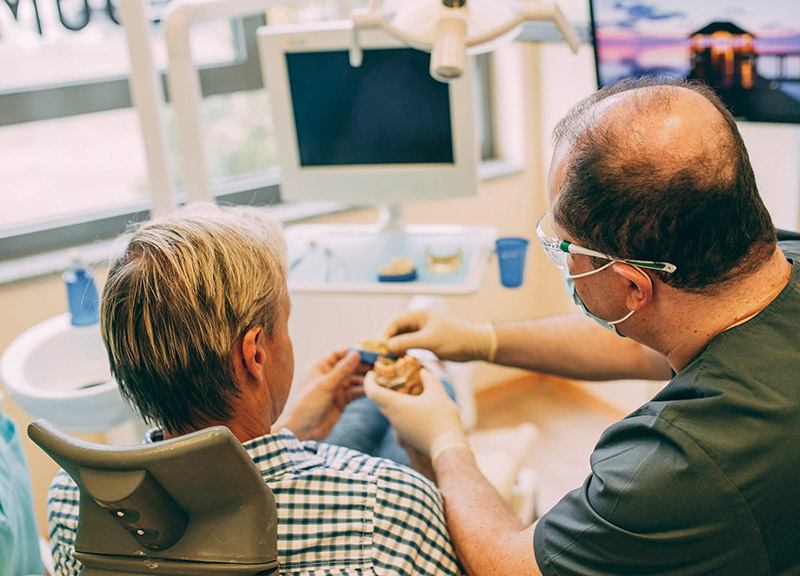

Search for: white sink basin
xmin=0 ymin=313 xmax=133 ymax=433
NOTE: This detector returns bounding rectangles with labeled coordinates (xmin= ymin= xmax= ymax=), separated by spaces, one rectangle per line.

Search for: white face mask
xmin=561 ymin=261 xmax=648 ymax=336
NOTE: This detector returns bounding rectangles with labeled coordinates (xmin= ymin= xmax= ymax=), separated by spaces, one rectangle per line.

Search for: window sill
xmin=0 ymin=159 xmax=523 ymax=287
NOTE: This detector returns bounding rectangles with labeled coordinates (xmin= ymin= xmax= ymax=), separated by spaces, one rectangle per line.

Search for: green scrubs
xmin=535 ymin=242 xmax=800 ymax=575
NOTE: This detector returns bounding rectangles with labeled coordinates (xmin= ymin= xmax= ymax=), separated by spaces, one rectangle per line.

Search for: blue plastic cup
xmin=496 ymin=237 xmax=529 ymax=288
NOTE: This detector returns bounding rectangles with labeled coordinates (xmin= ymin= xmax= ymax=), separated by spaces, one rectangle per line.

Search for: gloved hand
xmin=382 ymin=309 xmax=497 ymax=363
xmin=365 ymin=369 xmax=469 ymax=461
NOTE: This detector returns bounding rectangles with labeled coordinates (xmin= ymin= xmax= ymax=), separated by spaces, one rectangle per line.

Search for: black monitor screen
xmin=286 ymin=48 xmax=454 ymax=166
xmin=590 ymin=0 xmax=800 ymax=124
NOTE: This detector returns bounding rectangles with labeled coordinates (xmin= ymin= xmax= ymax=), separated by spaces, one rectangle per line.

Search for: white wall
xmin=740 ymin=123 xmax=800 ymax=230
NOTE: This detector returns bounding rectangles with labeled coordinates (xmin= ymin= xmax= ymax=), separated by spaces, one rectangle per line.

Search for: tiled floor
xmin=474 ymin=377 xmax=619 ymax=516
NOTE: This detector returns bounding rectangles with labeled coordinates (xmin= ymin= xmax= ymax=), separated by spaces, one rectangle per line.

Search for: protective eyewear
xmin=536 ymin=212 xmax=677 ymax=274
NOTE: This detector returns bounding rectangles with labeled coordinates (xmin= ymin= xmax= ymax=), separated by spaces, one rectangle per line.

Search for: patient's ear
xmin=237 ymin=327 xmax=266 ymax=381
xmin=612 ymin=263 xmax=653 ymax=311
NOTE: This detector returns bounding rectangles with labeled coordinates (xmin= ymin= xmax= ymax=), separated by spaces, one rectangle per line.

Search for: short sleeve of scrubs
xmin=533 ymin=412 xmax=770 ymax=576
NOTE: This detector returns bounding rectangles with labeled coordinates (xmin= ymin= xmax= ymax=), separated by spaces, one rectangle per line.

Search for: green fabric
xmin=0 ymin=405 xmax=44 ymax=576
xmin=535 ymin=241 xmax=800 ymax=576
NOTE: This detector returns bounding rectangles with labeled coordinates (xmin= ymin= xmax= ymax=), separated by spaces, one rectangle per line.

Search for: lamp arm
xmin=352 ymin=7 xmax=438 ymax=50
xmin=544 ymin=2 xmax=581 ymax=53
xmin=463 ymin=13 xmax=525 ymax=49
xmin=354 ymin=1 xmax=581 ymax=55
xmin=465 ymin=3 xmax=579 ymax=53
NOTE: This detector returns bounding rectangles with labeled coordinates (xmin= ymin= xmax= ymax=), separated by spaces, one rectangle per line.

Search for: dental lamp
xmin=350 ymin=0 xmax=581 ymax=83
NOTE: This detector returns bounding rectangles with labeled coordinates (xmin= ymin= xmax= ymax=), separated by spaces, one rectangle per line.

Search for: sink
xmin=0 ymin=313 xmax=133 ymax=433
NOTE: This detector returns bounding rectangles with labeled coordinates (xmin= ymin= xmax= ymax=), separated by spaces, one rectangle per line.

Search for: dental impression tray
xmin=352 ymin=339 xmax=398 ymax=365
xmin=378 ymin=258 xmax=417 ymax=282
xmin=374 ymin=355 xmax=423 ymax=396
xmin=425 ymin=244 xmax=462 ymax=274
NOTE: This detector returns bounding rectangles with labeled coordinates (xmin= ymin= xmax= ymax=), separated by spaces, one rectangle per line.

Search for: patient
xmin=46 ymin=204 xmax=462 ymax=576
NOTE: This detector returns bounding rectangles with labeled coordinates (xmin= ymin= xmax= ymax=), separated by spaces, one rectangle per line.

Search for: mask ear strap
xmin=607 ymin=308 xmax=635 ymax=326
xmin=566 ymin=259 xmax=615 ymax=279
xmin=607 ymin=264 xmax=653 ymax=328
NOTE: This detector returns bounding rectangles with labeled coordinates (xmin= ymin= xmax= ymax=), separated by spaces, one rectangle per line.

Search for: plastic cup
xmin=496 ymin=237 xmax=529 ymax=288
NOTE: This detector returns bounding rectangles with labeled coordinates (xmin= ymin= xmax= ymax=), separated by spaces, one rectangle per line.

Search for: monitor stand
xmin=375 ymin=204 xmax=406 ymax=234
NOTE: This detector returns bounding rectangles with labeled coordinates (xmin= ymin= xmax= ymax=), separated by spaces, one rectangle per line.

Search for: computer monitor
xmin=590 ymin=0 xmax=800 ymax=124
xmin=257 ymin=21 xmax=479 ymax=205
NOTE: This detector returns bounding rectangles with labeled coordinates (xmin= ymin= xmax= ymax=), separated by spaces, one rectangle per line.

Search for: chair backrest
xmin=28 ymin=420 xmax=279 ymax=576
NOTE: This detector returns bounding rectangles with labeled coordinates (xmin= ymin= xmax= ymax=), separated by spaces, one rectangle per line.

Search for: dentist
xmin=366 ymin=76 xmax=800 ymax=576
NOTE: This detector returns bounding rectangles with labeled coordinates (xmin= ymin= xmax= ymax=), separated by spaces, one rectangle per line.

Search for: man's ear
xmin=612 ymin=263 xmax=653 ymax=311
xmin=238 ymin=327 xmax=266 ymax=381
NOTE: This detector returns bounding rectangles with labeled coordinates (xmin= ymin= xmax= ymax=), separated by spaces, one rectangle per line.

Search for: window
xmin=0 ymin=0 xmax=496 ymax=261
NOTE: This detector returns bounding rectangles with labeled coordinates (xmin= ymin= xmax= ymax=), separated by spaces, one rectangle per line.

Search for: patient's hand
xmin=275 ymin=349 xmax=365 ymax=441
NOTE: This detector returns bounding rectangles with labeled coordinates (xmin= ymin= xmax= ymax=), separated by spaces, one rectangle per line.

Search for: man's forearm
xmin=434 ymin=447 xmax=542 ymax=576
xmin=493 ymin=315 xmax=671 ymax=381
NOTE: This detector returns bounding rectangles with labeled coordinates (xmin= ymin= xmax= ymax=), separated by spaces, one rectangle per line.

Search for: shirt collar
xmin=242 ymin=429 xmax=317 ymax=480
xmin=143 ymin=426 xmax=316 ymax=480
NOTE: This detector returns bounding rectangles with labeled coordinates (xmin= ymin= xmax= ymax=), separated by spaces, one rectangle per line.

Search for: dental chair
xmin=28 ymin=420 xmax=279 ymax=576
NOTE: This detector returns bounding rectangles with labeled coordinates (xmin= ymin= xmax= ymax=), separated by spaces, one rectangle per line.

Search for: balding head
xmin=550 ymin=76 xmax=775 ymax=293
xmin=556 ymin=85 xmax=737 ymax=192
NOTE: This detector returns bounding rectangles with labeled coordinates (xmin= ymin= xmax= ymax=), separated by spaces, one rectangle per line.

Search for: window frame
xmin=0 ymin=13 xmax=507 ymax=262
xmin=0 ymin=16 xmax=265 ymax=127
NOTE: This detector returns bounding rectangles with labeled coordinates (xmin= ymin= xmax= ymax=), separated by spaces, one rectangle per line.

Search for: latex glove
xmin=275 ymin=349 xmax=365 ymax=441
xmin=382 ymin=309 xmax=497 ymax=363
xmin=365 ymin=369 xmax=469 ymax=461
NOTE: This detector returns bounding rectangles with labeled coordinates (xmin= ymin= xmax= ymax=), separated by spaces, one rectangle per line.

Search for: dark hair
xmin=101 ymin=204 xmax=288 ymax=435
xmin=552 ymin=75 xmax=776 ymax=293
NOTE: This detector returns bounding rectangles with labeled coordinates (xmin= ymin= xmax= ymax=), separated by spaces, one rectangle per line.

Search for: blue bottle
xmin=63 ymin=250 xmax=100 ymax=326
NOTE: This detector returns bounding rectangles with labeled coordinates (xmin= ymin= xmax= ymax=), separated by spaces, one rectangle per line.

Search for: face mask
xmin=561 ymin=263 xmax=636 ymax=336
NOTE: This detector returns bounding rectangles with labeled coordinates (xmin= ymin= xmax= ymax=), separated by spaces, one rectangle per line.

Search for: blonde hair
xmin=101 ymin=204 xmax=288 ymax=434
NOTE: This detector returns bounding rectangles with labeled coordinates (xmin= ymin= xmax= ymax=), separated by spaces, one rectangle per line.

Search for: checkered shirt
xmin=47 ymin=428 xmax=463 ymax=576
